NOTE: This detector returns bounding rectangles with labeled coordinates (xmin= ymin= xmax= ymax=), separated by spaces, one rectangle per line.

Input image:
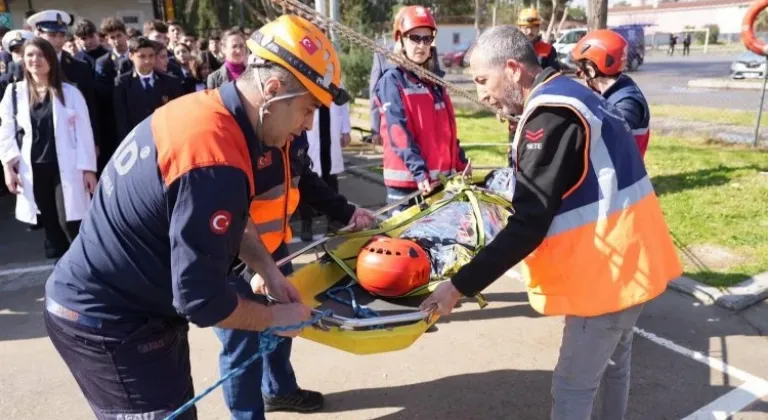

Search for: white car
xmin=731 ymin=51 xmax=766 ymax=79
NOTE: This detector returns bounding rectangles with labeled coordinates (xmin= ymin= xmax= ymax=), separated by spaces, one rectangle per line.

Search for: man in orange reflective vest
xmin=423 ymin=25 xmax=682 ymax=420
xmin=213 ymin=131 xmax=375 ymax=418
xmin=42 ymin=15 xmax=372 ymax=420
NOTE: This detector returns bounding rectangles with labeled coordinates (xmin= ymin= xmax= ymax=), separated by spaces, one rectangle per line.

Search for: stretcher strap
xmin=465 ymin=190 xmax=486 ymax=251
xmin=325 ymin=285 xmax=380 ymax=319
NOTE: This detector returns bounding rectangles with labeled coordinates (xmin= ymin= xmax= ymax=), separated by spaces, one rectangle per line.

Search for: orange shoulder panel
xmin=534 ymin=41 xmax=553 ymax=58
xmin=151 ymin=90 xmax=255 ymax=196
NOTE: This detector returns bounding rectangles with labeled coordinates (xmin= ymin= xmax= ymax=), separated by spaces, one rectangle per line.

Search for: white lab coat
xmin=306 ymin=101 xmax=351 ymax=176
xmin=0 ymin=81 xmax=96 ymax=225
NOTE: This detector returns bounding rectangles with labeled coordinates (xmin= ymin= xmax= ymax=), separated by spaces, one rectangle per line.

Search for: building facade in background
xmin=608 ymin=0 xmax=751 ymax=39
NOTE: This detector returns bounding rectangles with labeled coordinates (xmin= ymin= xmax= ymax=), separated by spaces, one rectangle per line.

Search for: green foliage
xmin=757 ymin=11 xmax=768 ymax=32
xmin=340 ymin=47 xmax=373 ymax=100
xmin=568 ymin=6 xmax=587 ymax=23
xmin=695 ymin=24 xmax=720 ymax=44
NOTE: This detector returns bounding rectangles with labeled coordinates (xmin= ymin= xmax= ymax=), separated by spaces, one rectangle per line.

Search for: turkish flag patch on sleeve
xmin=210 ymin=210 xmax=232 ymax=235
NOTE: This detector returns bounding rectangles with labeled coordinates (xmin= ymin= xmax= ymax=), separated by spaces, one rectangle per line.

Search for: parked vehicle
xmin=554 ymin=25 xmax=646 ymax=72
xmin=730 ymin=50 xmax=766 ymax=79
xmin=441 ymin=44 xmax=471 ymax=69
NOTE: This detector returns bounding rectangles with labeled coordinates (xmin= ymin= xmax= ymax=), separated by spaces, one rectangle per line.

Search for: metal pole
xmin=752 ymin=56 xmax=768 ymax=148
xmin=329 ymin=0 xmax=340 ymax=49
xmin=239 ymin=0 xmax=245 ymax=26
xmin=314 ymin=0 xmax=326 ymax=16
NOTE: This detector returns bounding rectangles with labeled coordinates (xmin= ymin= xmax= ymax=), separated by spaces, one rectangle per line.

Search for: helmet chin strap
xmin=252 ymin=62 xmax=309 ymax=127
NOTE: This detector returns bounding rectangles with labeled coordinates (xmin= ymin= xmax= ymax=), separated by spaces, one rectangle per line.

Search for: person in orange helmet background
xmin=374 ymin=5 xmax=468 ymax=213
xmin=571 ymin=29 xmax=652 ymax=158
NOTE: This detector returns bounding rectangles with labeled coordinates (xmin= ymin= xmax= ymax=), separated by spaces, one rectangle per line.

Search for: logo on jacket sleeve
xmin=524 ymin=128 xmax=544 ymax=142
xmin=210 ymin=210 xmax=232 ymax=235
xmin=257 ymin=151 xmax=273 ymax=169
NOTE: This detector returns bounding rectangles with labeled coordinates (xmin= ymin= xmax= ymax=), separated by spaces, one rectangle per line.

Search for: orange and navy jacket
xmin=248 ymin=132 xmax=356 ymax=254
xmin=45 ymin=82 xmax=264 ymax=328
xmin=603 ymin=74 xmax=651 ymax=158
xmin=451 ymin=69 xmax=681 ymax=317
xmin=374 ymin=67 xmax=467 ymax=189
xmin=533 ymin=37 xmax=560 ymax=71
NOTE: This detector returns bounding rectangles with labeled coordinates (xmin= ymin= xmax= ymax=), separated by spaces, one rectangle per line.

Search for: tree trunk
xmin=556 ymin=6 xmax=568 ymax=35
xmin=587 ymin=0 xmax=607 ymax=31
xmin=544 ymin=0 xmax=558 ymax=40
xmin=475 ymin=0 xmax=483 ymax=37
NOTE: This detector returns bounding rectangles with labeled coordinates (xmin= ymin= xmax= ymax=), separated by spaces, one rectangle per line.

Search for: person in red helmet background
xmin=373 ymin=5 xmax=468 ymax=212
xmin=571 ymin=29 xmax=652 ymax=158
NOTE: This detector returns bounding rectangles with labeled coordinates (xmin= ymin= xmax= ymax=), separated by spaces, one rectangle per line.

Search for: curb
xmin=668 ymin=272 xmax=768 ymax=311
xmin=687 ymin=78 xmax=765 ymax=90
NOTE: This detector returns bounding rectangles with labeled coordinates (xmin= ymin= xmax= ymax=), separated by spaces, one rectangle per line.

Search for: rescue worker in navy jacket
xmin=73 ymin=19 xmax=110 ymax=70
xmin=517 ymin=8 xmax=560 ymax=71
xmin=571 ymin=30 xmax=652 ymax=157
xmin=374 ymin=6 xmax=468 ymax=212
xmin=43 ymin=15 xmax=372 ymax=420
xmin=113 ymin=36 xmax=184 ymax=141
xmin=27 ymin=10 xmax=101 ymax=154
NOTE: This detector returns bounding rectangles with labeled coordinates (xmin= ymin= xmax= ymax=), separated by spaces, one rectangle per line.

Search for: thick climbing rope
xmin=163 ymin=310 xmax=331 ymax=420
xmin=269 ymin=0 xmax=517 ymax=122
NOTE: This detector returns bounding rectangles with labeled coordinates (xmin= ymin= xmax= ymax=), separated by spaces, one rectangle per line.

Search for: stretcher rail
xmin=312 ymin=308 xmax=434 ymax=330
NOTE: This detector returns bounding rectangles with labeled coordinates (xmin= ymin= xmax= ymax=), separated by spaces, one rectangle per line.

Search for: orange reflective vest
xmin=513 ymin=74 xmax=682 ymax=317
xmin=248 ymin=138 xmax=305 ymax=253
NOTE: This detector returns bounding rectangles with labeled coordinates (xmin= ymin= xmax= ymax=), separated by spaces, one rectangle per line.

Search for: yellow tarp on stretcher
xmin=287 ymin=173 xmax=513 ymax=355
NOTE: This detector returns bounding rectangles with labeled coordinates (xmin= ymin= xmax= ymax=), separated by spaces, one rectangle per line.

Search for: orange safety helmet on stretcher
xmin=356 ymin=236 xmax=431 ymax=297
xmin=246 ymin=14 xmax=349 ymax=107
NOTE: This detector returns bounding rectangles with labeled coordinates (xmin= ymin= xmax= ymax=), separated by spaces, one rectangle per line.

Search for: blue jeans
xmin=213 ymin=243 xmax=298 ymax=420
xmin=386 ymin=186 xmax=419 ymax=215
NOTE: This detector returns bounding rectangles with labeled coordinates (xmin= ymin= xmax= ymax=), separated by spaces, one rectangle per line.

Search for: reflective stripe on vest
xmin=517 ymin=80 xmax=682 ymax=317
xmin=631 ymin=127 xmax=650 ymax=158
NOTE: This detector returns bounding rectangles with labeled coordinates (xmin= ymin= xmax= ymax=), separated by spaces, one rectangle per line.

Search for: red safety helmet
xmin=356 ymin=236 xmax=431 ymax=297
xmin=571 ymin=29 xmax=628 ymax=76
xmin=394 ymin=5 xmax=436 ymax=42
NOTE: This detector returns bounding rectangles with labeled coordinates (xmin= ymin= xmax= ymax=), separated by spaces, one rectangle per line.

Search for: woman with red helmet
xmin=571 ymin=29 xmax=652 ymax=158
xmin=373 ymin=5 xmax=468 ymax=212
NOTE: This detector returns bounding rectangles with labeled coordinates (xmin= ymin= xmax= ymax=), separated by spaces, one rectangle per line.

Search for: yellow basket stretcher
xmin=278 ymin=172 xmax=512 ymax=355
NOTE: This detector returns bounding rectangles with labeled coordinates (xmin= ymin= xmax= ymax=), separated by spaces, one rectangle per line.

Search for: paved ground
xmin=445 ymin=51 xmax=768 ymax=111
xmin=1 ymin=170 xmax=768 ymax=419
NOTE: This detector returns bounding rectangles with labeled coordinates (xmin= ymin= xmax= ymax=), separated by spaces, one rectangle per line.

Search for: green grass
xmin=650 ymin=104 xmax=768 ymax=128
xmin=354 ymin=108 xmax=768 ymax=287
xmin=645 ymin=136 xmax=768 ymax=287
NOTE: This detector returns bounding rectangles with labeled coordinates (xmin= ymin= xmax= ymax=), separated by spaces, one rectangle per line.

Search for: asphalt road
xmin=1 ymin=171 xmax=767 ymax=419
xmin=445 ymin=50 xmax=768 ymax=111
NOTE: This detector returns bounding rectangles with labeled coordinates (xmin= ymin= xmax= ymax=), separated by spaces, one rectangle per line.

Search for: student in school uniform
xmin=73 ymin=19 xmax=109 ymax=71
xmin=172 ymin=42 xmax=197 ymax=94
xmin=93 ymin=17 xmax=133 ymax=170
xmin=113 ymin=37 xmax=183 ymax=141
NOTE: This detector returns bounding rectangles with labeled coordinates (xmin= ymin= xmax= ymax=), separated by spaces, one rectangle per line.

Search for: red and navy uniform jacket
xmin=374 ymin=67 xmax=467 ymax=189
xmin=44 ymin=82 xmax=266 ymax=328
xmin=603 ymin=74 xmax=651 ymax=158
xmin=534 ymin=37 xmax=560 ymax=71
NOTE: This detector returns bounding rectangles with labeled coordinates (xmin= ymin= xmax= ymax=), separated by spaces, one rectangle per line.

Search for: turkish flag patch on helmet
xmin=300 ymin=36 xmax=318 ymax=55
xmin=210 ymin=210 xmax=232 ymax=235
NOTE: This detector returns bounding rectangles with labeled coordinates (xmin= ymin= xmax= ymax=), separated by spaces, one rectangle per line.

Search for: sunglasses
xmin=406 ymin=34 xmax=434 ymax=45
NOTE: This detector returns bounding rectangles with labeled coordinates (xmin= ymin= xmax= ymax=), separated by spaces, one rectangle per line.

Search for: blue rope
xmin=325 ymin=286 xmax=380 ymax=318
xmin=164 ymin=310 xmax=331 ymax=420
